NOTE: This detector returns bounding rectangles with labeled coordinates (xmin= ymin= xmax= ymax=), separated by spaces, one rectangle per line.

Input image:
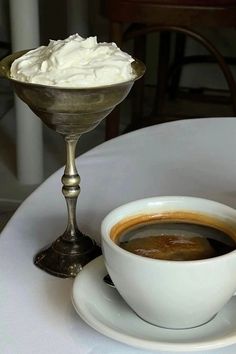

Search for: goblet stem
xmin=61 ymin=135 xmax=82 ymax=241
xmin=33 ymin=134 xmax=101 ymax=278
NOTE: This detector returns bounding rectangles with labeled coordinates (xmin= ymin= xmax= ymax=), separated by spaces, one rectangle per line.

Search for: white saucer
xmin=72 ymin=256 xmax=236 ymax=352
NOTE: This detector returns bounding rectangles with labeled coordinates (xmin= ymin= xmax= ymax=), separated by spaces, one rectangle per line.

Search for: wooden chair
xmin=104 ymin=0 xmax=236 ymax=139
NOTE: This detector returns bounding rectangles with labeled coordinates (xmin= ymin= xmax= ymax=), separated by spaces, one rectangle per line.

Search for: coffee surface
xmin=117 ymin=221 xmax=236 ymax=261
xmin=120 ymin=234 xmax=217 ymax=260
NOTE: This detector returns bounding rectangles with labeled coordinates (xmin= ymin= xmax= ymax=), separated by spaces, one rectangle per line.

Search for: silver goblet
xmin=0 ymin=50 xmax=145 ymax=278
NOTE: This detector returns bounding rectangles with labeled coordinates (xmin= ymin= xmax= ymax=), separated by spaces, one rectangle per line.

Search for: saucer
xmin=72 ymin=256 xmax=236 ymax=352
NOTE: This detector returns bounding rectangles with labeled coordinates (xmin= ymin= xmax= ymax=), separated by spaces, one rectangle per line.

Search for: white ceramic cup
xmin=101 ymin=196 xmax=236 ymax=329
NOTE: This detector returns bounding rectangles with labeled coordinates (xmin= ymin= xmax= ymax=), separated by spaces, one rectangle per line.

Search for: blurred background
xmin=0 ymin=0 xmax=235 ymax=225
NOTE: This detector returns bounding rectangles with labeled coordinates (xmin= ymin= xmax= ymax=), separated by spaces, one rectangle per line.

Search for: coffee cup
xmin=101 ymin=196 xmax=236 ymax=329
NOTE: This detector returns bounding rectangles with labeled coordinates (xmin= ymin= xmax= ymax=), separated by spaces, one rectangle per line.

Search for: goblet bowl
xmin=0 ymin=50 xmax=145 ymax=135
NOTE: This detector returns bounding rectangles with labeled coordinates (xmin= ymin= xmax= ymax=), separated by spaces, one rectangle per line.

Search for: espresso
xmin=111 ymin=214 xmax=236 ymax=261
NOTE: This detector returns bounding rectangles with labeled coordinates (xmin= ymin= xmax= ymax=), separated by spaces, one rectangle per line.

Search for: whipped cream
xmin=10 ymin=34 xmax=135 ymax=87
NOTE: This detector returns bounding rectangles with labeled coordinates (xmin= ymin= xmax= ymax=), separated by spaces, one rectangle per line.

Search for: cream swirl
xmin=10 ymin=34 xmax=135 ymax=87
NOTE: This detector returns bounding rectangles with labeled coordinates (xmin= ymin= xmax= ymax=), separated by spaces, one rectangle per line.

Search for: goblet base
xmin=34 ymin=235 xmax=101 ymax=278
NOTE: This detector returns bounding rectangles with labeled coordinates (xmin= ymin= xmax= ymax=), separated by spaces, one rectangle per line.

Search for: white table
xmin=1 ymin=117 xmax=236 ymax=354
